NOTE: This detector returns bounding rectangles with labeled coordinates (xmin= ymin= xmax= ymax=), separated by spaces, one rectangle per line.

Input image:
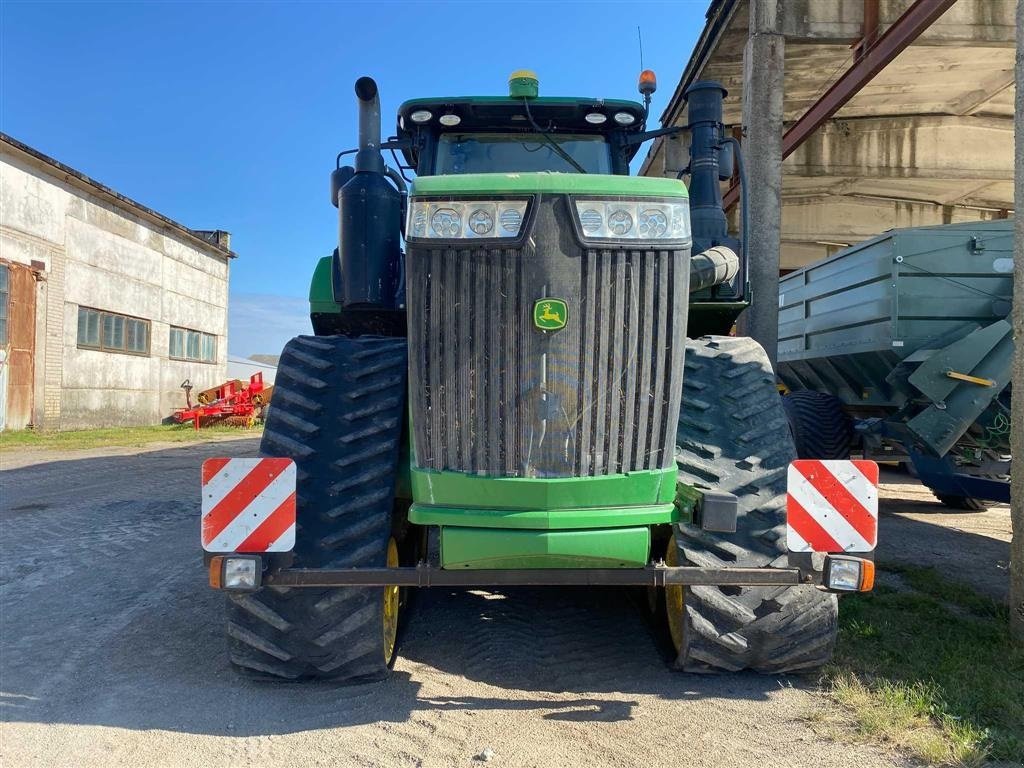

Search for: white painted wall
xmin=0 ymin=144 xmax=230 ymax=429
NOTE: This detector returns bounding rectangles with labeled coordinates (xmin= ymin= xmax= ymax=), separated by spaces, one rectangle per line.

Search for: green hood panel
xmin=308 ymin=255 xmax=341 ymax=314
xmin=410 ymin=172 xmax=689 ymax=199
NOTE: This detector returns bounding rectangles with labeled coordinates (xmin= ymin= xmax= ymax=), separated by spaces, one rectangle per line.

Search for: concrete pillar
xmin=738 ymin=0 xmax=785 ymax=369
xmin=1009 ymin=0 xmax=1023 ymax=642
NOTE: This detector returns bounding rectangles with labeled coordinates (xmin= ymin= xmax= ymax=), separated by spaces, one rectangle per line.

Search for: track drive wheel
xmin=225 ymin=335 xmax=408 ymax=682
xmin=670 ymin=336 xmax=838 ymax=674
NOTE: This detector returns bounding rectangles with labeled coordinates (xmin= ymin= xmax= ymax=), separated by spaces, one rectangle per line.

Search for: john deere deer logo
xmin=533 ymin=298 xmax=568 ymax=331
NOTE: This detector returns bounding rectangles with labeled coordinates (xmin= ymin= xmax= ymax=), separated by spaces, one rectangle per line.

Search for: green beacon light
xmin=508 ymin=69 xmax=539 ymax=99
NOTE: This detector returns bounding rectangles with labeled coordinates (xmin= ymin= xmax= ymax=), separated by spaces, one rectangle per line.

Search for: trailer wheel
xmin=782 ymin=390 xmax=852 ymax=460
xmin=933 ymin=493 xmax=989 ymax=512
xmin=670 ymin=336 xmax=838 ymax=674
xmin=225 ymin=335 xmax=408 ymax=682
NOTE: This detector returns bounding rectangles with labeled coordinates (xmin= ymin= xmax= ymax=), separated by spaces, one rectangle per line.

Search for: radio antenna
xmin=638 ymin=26 xmax=644 ymax=71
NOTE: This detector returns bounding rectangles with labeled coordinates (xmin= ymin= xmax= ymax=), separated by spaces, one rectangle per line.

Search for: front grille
xmin=407 ymin=196 xmax=689 ymax=477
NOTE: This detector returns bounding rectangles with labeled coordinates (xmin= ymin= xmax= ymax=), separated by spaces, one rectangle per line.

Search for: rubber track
xmin=226 ymin=335 xmax=407 ymax=681
xmin=782 ymin=390 xmax=853 ymax=461
xmin=673 ymin=336 xmax=838 ymax=674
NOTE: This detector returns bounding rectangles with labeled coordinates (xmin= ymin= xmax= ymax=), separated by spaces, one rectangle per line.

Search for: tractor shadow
xmin=1 ymin=443 xmax=1009 ymax=739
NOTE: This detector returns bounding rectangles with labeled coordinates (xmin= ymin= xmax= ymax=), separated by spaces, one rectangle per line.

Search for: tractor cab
xmin=395 ymin=71 xmax=649 ymax=176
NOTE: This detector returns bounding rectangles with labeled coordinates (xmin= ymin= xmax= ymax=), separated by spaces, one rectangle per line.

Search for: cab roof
xmin=395 ymin=96 xmax=648 ymax=165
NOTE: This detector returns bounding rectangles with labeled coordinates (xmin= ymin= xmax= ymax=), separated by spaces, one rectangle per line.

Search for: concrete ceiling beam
xmin=952 ymin=70 xmax=1017 ymax=114
xmin=778 ymin=192 xmax=1008 ymax=246
xmin=783 ymin=114 xmax=1013 ymax=180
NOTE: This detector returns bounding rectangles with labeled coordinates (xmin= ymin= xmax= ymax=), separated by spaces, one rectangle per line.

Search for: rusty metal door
xmin=0 ymin=263 xmax=36 ymax=430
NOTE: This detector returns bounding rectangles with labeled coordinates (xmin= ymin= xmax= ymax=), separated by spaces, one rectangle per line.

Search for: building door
xmin=0 ymin=262 xmax=36 ymax=431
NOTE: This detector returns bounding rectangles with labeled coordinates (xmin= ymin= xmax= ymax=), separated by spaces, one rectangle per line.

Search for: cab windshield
xmin=436 ymin=133 xmax=613 ymax=175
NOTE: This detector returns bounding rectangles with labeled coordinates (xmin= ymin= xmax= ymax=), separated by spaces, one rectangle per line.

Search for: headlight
xmin=639 ymin=208 xmax=668 ymax=237
xmin=578 ymin=208 xmax=603 ymax=234
xmin=499 ymin=207 xmax=523 ymax=234
xmin=574 ymin=199 xmax=690 ymax=242
xmin=825 ymin=556 xmax=875 ymax=592
xmin=408 ymin=199 xmax=529 ymax=239
xmin=468 ymin=207 xmax=494 ymax=235
xmin=209 ymin=555 xmax=262 ymax=591
xmin=430 ymin=207 xmax=461 ymax=237
xmin=608 ymin=209 xmax=633 ymax=235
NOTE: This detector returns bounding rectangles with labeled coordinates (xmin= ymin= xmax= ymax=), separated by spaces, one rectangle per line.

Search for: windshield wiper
xmin=522 ymin=99 xmax=587 ymax=174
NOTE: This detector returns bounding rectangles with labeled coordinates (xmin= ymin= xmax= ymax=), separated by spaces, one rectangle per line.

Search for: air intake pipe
xmin=685 ymin=81 xmax=729 ymax=254
xmin=689 ymin=246 xmax=739 ymax=293
xmin=336 ymin=76 xmax=402 ymax=309
xmin=684 ymin=81 xmax=746 ymax=300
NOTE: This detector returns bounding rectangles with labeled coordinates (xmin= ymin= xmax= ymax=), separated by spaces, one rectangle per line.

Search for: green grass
xmin=819 ymin=563 xmax=1023 ymax=766
xmin=0 ymin=423 xmax=263 ymax=452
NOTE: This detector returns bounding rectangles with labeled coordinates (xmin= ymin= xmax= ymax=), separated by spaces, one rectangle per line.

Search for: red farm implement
xmin=174 ymin=373 xmax=272 ymax=430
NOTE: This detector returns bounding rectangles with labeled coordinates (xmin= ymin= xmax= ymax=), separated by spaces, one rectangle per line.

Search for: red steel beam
xmin=723 ymin=0 xmax=958 ymax=211
xmin=853 ymin=0 xmax=881 ymax=59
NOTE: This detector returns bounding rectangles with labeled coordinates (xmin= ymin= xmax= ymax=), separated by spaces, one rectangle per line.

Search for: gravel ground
xmin=875 ymin=469 xmax=1012 ymax=601
xmin=3 ymin=440 xmax=1007 ymax=768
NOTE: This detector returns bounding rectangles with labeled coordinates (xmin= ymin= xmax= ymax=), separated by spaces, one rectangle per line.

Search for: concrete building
xmin=641 ymin=0 xmax=1015 ymax=270
xmin=0 ymin=133 xmax=235 ymax=430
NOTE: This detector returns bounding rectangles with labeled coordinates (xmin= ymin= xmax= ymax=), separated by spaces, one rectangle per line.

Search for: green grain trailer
xmin=778 ymin=220 xmax=1014 ymax=510
xmin=202 ymin=72 xmax=874 ymax=682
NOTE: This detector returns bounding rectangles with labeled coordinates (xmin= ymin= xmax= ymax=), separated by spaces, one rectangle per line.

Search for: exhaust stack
xmin=354 ymin=76 xmax=385 ymax=175
xmin=336 ymin=76 xmax=402 ymax=310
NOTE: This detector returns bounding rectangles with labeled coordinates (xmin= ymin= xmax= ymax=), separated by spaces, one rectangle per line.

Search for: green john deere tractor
xmin=207 ymin=70 xmax=874 ymax=682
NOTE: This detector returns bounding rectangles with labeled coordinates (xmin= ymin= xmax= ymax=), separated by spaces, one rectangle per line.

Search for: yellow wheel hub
xmin=664 ymin=535 xmax=686 ymax=654
xmin=383 ymin=537 xmax=400 ymax=664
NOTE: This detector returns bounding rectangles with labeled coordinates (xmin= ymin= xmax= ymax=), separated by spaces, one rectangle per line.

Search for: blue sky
xmin=2 ymin=0 xmax=704 ymax=357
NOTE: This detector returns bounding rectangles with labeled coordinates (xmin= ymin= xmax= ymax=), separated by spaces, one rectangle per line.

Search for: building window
xmin=0 ymin=264 xmax=8 ymax=346
xmin=77 ymin=307 xmax=150 ymax=356
xmin=170 ymin=326 xmax=217 ymax=363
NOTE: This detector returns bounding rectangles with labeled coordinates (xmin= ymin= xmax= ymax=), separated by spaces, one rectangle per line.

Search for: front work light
xmin=585 ymin=112 xmax=608 ymax=124
xmin=408 ymin=199 xmax=529 ymax=239
xmin=613 ymin=111 xmax=636 ymax=125
xmin=439 ymin=113 xmax=461 ymax=126
xmin=824 ymin=555 xmax=875 ymax=592
xmin=574 ymin=198 xmax=690 ymax=242
xmin=410 ymin=109 xmax=433 ymax=123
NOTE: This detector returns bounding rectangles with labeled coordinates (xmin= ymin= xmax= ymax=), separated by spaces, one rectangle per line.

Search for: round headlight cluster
xmin=574 ymin=199 xmax=690 ymax=241
xmin=639 ymin=208 xmax=668 ymax=237
xmin=430 ymin=208 xmax=461 ymax=237
xmin=468 ymin=208 xmax=494 ymax=235
xmin=608 ymin=209 xmax=633 ymax=236
xmin=408 ymin=200 xmax=530 ymax=239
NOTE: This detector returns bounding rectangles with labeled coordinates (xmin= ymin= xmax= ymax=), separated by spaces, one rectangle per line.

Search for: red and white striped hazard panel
xmin=787 ymin=460 xmax=878 ymax=553
xmin=201 ymin=458 xmax=296 ymax=553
